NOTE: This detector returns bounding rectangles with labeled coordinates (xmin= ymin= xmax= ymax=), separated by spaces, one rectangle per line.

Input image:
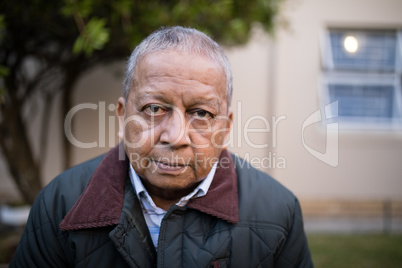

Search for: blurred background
xmin=1 ymin=0 xmax=402 ymax=266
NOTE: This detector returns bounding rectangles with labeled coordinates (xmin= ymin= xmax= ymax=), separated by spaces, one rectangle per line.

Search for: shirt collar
xmin=129 ymin=161 xmax=217 ymax=209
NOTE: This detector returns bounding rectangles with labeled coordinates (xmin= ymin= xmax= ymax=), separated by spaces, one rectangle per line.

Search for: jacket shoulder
xmin=41 ymin=154 xmax=105 ymax=219
xmin=232 ymin=154 xmax=298 ymax=226
xmin=10 ymin=154 xmax=106 ymax=267
xmin=231 ymin=154 xmax=313 ymax=267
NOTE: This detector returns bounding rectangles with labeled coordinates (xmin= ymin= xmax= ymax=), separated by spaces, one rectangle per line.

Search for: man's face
xmin=117 ymin=51 xmax=232 ymax=196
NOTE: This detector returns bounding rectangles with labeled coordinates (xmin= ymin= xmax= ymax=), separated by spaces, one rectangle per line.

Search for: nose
xmin=159 ymin=108 xmax=190 ymax=148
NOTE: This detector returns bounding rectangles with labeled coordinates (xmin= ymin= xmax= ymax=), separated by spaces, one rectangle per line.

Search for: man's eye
xmin=193 ymin=110 xmax=213 ymax=119
xmin=144 ymin=105 xmax=165 ymax=115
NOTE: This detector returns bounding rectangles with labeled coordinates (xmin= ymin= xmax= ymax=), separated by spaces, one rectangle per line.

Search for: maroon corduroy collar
xmin=60 ymin=146 xmax=238 ymax=231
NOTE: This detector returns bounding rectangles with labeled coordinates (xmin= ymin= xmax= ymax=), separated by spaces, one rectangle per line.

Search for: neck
xmin=140 ymin=178 xmax=201 ymax=211
xmin=149 ymin=195 xmax=179 ymax=211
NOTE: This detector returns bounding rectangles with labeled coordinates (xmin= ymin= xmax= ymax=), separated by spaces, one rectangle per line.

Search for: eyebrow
xmin=139 ymin=91 xmax=220 ymax=105
xmin=191 ymin=99 xmax=220 ymax=109
xmin=137 ymin=89 xmax=222 ymax=113
xmin=137 ymin=92 xmax=170 ymax=104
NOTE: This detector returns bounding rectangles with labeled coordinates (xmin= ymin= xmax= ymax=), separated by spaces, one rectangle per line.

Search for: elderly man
xmin=11 ymin=27 xmax=313 ymax=267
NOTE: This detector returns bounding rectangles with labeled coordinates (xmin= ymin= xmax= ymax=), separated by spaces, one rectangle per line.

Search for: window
xmin=321 ymin=28 xmax=402 ymax=129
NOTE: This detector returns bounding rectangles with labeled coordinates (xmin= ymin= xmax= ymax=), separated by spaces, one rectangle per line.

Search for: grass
xmin=308 ymin=233 xmax=402 ymax=268
xmin=1 ymin=231 xmax=402 ymax=265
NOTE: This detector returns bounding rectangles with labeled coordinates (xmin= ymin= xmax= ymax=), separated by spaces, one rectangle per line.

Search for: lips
xmin=153 ymin=160 xmax=189 ymax=174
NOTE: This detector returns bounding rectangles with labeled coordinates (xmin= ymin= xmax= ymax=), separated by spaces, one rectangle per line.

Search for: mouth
xmin=152 ymin=160 xmax=189 ymax=174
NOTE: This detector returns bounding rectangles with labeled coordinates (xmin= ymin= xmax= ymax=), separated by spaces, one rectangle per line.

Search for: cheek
xmin=188 ymin=122 xmax=228 ymax=150
xmin=206 ymin=124 xmax=228 ymax=145
xmin=124 ymin=123 xmax=145 ymax=143
xmin=191 ymin=129 xmax=226 ymax=166
xmin=123 ymin=119 xmax=157 ymax=151
xmin=124 ymin=123 xmax=155 ymax=173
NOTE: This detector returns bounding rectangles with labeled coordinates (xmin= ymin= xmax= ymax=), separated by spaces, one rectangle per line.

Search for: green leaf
xmin=60 ymin=0 xmax=93 ymax=18
xmin=73 ymin=18 xmax=110 ymax=56
xmin=73 ymin=36 xmax=86 ymax=55
xmin=0 ymin=65 xmax=9 ymax=77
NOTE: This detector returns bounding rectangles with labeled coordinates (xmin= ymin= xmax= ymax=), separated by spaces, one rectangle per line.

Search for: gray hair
xmin=123 ymin=26 xmax=233 ymax=107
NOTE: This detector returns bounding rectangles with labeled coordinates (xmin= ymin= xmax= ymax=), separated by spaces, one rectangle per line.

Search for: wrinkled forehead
xmin=135 ymin=49 xmax=225 ymax=75
xmin=133 ymin=50 xmax=226 ymax=92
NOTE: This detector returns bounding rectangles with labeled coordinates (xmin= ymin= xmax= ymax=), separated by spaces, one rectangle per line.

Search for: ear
xmin=116 ymin=97 xmax=126 ymax=141
xmin=222 ymin=109 xmax=233 ymax=149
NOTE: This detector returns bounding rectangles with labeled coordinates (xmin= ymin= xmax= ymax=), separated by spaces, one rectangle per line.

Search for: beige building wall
xmin=271 ymin=0 xmax=402 ymax=200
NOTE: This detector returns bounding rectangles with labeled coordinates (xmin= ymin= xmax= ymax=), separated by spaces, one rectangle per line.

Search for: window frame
xmin=320 ymin=28 xmax=402 ymax=131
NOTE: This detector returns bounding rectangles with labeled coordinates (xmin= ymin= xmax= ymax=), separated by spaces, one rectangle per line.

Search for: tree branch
xmin=39 ymin=90 xmax=55 ymax=162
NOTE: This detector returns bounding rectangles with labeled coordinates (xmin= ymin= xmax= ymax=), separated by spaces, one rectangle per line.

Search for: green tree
xmin=0 ymin=0 xmax=283 ymax=204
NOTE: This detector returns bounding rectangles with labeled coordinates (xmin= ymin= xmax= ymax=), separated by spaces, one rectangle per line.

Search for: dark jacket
xmin=11 ymin=145 xmax=313 ymax=267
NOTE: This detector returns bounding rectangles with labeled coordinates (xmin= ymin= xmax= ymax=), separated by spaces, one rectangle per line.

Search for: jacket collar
xmin=187 ymin=149 xmax=239 ymax=224
xmin=60 ymin=145 xmax=238 ymax=231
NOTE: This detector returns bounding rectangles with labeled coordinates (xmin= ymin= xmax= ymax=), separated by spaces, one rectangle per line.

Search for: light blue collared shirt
xmin=129 ymin=162 xmax=217 ymax=250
